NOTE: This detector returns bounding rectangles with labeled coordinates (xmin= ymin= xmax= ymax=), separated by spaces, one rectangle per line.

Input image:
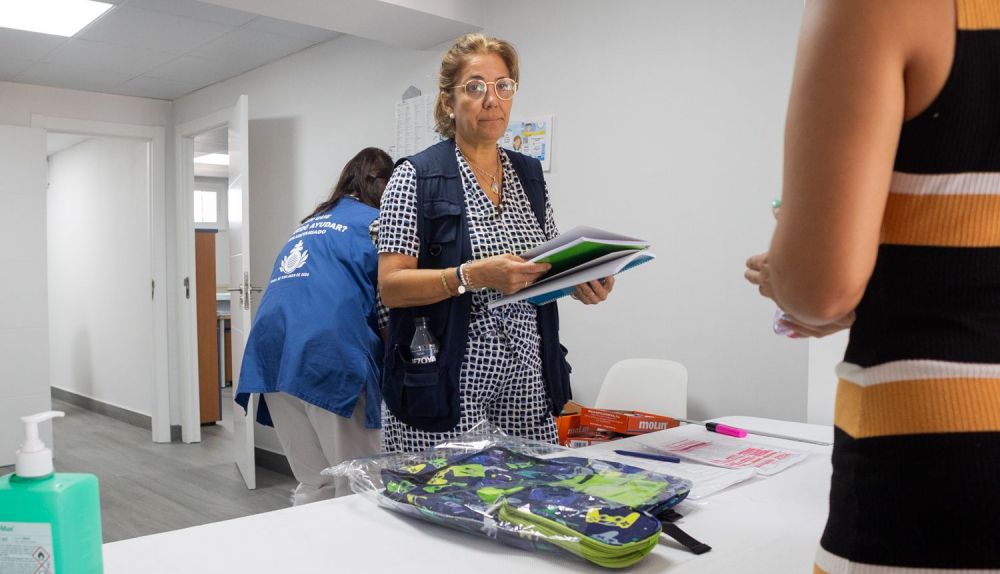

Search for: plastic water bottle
xmin=410 ymin=317 xmax=439 ymax=364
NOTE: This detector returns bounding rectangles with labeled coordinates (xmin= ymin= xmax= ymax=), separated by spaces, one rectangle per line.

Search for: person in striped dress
xmin=745 ymin=0 xmax=1000 ymax=571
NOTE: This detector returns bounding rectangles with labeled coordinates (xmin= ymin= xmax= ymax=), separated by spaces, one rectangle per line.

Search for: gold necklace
xmin=462 ymin=149 xmax=502 ymax=199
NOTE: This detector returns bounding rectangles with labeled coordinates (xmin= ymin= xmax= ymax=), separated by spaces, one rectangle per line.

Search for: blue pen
xmin=614 ymin=449 xmax=681 ymax=464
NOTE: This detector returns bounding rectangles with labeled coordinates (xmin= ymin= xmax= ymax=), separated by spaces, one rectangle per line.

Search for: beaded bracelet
xmin=459 ymin=262 xmax=475 ymax=290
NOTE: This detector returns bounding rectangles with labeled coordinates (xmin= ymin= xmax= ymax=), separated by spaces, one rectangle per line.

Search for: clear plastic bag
xmin=326 ymin=427 xmax=692 ymax=568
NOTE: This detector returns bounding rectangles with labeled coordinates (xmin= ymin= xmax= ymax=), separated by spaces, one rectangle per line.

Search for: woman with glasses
xmin=376 ymin=33 xmax=614 ymax=453
xmin=236 ymin=147 xmax=393 ymax=503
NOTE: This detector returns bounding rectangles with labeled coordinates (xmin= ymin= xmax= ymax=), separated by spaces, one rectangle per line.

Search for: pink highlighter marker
xmin=676 ymin=418 xmax=749 ymax=438
xmin=677 ymin=417 xmax=834 ymax=445
xmin=704 ymin=422 xmax=748 ymax=438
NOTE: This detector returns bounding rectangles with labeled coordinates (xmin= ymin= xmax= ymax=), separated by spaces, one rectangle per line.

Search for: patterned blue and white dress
xmin=377 ymin=146 xmax=560 ymax=453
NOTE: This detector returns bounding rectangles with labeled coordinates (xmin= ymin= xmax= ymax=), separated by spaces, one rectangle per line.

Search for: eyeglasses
xmin=450 ymin=78 xmax=518 ymax=101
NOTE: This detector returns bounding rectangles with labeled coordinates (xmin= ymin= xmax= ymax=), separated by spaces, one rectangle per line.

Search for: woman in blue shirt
xmin=236 ymin=147 xmax=392 ymax=504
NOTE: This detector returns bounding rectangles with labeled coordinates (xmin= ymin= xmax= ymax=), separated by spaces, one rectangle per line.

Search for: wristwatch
xmin=454 ymin=266 xmax=467 ymax=295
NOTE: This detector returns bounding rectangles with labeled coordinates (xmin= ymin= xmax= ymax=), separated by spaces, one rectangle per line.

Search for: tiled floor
xmin=1 ymin=394 xmax=296 ymax=543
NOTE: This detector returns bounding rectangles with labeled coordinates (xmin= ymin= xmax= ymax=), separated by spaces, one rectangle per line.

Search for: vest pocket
xmin=393 ymin=346 xmax=446 ymax=419
xmin=422 ymin=200 xmax=462 ymax=250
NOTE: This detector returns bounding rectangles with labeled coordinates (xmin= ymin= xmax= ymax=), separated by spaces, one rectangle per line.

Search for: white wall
xmin=488 ymin=0 xmax=808 ymax=420
xmin=47 ymin=137 xmax=154 ymax=415
xmin=0 ymin=125 xmax=50 ymax=467
xmin=174 ymin=0 xmax=814 ymax=431
xmin=0 ymin=82 xmax=172 ymax=129
xmin=216 ymin=232 xmax=231 ymax=291
xmin=808 ymin=332 xmax=848 ymax=425
xmin=0 ymin=82 xmax=181 ymax=425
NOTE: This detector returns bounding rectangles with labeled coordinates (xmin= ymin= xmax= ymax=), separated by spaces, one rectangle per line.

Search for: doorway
xmin=31 ymin=115 xmax=169 ymax=443
xmin=176 ymin=95 xmax=258 ymax=489
xmin=191 ymin=126 xmax=232 ymax=430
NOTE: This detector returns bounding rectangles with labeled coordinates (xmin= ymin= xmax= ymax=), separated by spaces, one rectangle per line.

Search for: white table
xmin=103 ymin=417 xmax=833 ymax=573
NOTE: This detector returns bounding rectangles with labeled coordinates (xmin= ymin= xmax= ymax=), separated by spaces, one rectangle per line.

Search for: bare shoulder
xmin=899 ymin=0 xmax=956 ymax=120
xmin=803 ymin=0 xmax=951 ymax=35
xmin=801 ymin=0 xmax=954 ymax=120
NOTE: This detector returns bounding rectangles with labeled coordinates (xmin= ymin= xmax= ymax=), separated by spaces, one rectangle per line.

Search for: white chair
xmin=594 ymin=358 xmax=688 ymax=418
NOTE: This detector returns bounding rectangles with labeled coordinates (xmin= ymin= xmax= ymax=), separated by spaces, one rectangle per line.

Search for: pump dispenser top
xmin=15 ymin=410 xmax=64 ymax=478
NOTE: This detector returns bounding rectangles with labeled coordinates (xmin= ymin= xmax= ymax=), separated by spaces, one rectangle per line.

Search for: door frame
xmin=30 ymin=114 xmax=170 ymax=443
xmin=175 ymin=106 xmax=233 ymax=444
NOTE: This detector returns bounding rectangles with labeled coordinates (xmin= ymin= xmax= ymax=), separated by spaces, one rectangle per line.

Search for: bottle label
xmin=412 ymin=355 xmax=436 ymax=365
xmin=0 ymin=522 xmax=56 ymax=573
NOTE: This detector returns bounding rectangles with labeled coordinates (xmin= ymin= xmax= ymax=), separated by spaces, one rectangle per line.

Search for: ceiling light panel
xmin=0 ymin=0 xmax=113 ymax=37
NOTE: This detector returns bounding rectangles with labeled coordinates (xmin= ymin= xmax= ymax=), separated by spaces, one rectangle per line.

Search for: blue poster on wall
xmin=500 ymin=115 xmax=552 ymax=171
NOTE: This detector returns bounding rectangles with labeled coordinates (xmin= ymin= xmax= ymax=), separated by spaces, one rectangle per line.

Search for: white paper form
xmin=642 ymin=425 xmax=809 ymax=476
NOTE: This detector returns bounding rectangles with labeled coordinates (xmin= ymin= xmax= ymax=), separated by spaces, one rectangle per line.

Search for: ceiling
xmin=200 ymin=0 xmax=483 ymax=51
xmin=0 ymin=0 xmax=342 ymax=100
xmin=0 ymin=0 xmax=482 ymax=102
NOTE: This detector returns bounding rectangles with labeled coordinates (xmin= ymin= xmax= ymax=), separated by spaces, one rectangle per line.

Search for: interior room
xmin=3 ymin=0 xmax=989 ymax=572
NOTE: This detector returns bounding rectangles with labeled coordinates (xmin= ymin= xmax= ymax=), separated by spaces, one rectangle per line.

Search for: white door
xmin=0 ymin=125 xmax=50 ymax=466
xmin=228 ymin=95 xmax=260 ymax=489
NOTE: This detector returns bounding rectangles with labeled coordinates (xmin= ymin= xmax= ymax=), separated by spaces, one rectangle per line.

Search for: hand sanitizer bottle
xmin=0 ymin=411 xmax=103 ymax=573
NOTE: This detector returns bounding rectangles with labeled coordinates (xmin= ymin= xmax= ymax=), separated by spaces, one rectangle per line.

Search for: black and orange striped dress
xmin=815 ymin=2 xmax=1000 ymax=572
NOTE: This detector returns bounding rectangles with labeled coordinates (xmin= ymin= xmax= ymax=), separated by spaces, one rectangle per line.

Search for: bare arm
xmin=766 ymin=0 xmax=910 ymax=325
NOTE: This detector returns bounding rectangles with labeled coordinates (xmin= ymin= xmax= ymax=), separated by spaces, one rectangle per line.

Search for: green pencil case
xmin=496 ymin=486 xmax=662 ymax=569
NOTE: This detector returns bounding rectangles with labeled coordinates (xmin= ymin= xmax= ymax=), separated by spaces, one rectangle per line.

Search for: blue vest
xmin=382 ymin=139 xmax=572 ymax=433
xmin=236 ymin=197 xmax=384 ymax=428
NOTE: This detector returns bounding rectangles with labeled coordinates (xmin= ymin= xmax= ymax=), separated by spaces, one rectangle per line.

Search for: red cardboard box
xmin=555 ymin=401 xmax=587 ymax=446
xmin=557 ymin=401 xmax=621 ymax=447
xmin=579 ymin=406 xmax=678 ymax=435
xmin=557 ymin=402 xmax=677 ymax=446
xmin=565 ymin=435 xmax=615 ymax=448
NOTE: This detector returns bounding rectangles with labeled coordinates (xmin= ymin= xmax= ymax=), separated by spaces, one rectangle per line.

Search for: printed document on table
xmin=645 ymin=426 xmax=808 ymax=476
